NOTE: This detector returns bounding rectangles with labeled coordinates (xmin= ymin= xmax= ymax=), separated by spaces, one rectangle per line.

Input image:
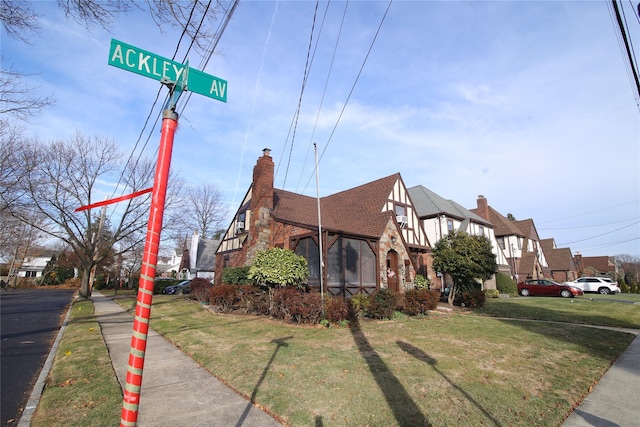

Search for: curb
xmin=17 ymin=296 xmax=76 ymax=426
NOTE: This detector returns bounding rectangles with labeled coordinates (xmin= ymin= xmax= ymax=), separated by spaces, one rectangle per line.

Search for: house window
xmin=497 ymin=237 xmax=505 ymax=250
xmin=294 ymin=237 xmax=320 ymax=289
xmin=479 ymin=225 xmax=485 ymax=236
xmin=327 ymin=237 xmax=376 ymax=297
xmin=447 ymin=219 xmax=454 ymax=232
xmin=25 ymin=271 xmax=38 ymax=278
xmin=395 ymin=205 xmax=406 ymax=216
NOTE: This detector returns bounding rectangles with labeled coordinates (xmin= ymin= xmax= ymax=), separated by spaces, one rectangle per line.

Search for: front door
xmin=386 ymin=251 xmax=399 ymax=292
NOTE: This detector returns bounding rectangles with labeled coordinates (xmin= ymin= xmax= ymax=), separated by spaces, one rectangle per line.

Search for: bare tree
xmin=167 ymin=183 xmax=228 ymax=240
xmin=0 ymin=0 xmax=39 ymax=42
xmin=0 ymin=69 xmax=55 ymax=122
xmin=3 ymin=0 xmax=224 ymax=55
xmin=8 ymin=132 xmax=155 ymax=297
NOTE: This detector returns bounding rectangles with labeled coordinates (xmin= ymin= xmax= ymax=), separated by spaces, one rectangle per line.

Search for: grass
xmin=30 ymin=299 xmax=122 ymax=427
xmin=33 ymin=291 xmax=639 ymax=426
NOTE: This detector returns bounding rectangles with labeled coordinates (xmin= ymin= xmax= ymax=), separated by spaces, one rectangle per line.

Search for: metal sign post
xmin=103 ymin=38 xmax=226 ymax=426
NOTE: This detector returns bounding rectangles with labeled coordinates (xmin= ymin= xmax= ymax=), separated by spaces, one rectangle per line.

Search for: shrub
xmin=222 ymin=266 xmax=252 ymax=285
xmin=325 ymin=296 xmax=358 ymax=326
xmin=462 ymin=289 xmax=486 ymax=308
xmin=209 ymin=284 xmax=239 ymax=312
xmin=350 ymin=294 xmax=370 ymax=317
xmin=236 ymin=285 xmax=270 ymax=315
xmin=248 ymin=248 xmax=309 ymax=289
xmin=496 ymin=272 xmax=517 ymax=295
xmin=402 ymin=289 xmax=439 ymax=316
xmin=270 ymin=287 xmax=323 ymax=324
xmin=485 ymin=289 xmax=500 ymax=298
xmin=413 ymin=274 xmax=430 ymax=290
xmin=367 ymin=288 xmax=397 ymax=320
xmin=189 ymin=278 xmax=212 ymax=302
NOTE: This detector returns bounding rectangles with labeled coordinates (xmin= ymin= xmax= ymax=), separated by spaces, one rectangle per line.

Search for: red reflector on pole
xmin=75 ymin=188 xmax=153 ymax=212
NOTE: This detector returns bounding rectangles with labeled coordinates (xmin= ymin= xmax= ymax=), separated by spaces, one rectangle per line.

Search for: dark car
xmin=517 ymin=279 xmax=583 ymax=298
xmin=163 ymin=280 xmax=191 ymax=295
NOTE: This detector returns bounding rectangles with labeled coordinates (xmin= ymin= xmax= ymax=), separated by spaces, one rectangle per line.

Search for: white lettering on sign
xmin=110 ymin=42 xmax=185 ymax=83
xmin=210 ymin=80 xmax=227 ymax=98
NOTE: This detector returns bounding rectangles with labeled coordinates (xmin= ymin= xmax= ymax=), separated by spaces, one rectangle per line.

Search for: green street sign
xmin=108 ymin=38 xmax=227 ymax=102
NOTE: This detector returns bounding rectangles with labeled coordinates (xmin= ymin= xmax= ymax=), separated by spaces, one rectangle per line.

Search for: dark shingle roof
xmin=272 ymin=174 xmax=401 ymax=238
xmin=408 ymin=185 xmax=492 ymax=226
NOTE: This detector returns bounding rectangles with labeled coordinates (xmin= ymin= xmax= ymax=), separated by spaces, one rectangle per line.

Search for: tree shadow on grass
xmin=235 ymin=335 xmax=293 ymax=427
xmin=396 ymin=340 xmax=502 ymax=427
xmin=349 ymin=324 xmax=431 ymax=426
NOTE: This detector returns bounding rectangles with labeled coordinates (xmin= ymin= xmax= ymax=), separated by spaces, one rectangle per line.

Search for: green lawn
xmin=33 ymin=291 xmax=639 ymax=426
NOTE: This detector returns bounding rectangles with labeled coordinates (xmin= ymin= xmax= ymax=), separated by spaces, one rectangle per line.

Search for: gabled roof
xmin=580 ymin=256 xmax=615 ymax=273
xmin=470 ymin=205 xmax=523 ymax=238
xmin=540 ymin=238 xmax=576 ymax=271
xmin=272 ymin=174 xmax=401 ymax=239
xmin=408 ymin=185 xmax=492 ymax=226
xmin=513 ymin=218 xmax=541 ymax=242
xmin=195 ymin=238 xmax=220 ymax=271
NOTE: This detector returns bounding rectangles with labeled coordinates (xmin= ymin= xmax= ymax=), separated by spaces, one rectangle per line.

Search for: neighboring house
xmin=17 ymin=255 xmax=53 ymax=278
xmin=574 ymin=254 xmax=622 ymax=280
xmin=156 ymin=250 xmax=183 ymax=278
xmin=179 ymin=231 xmax=219 ymax=281
xmin=540 ymin=238 xmax=578 ymax=283
xmin=408 ymin=187 xmax=507 ymax=290
xmin=471 ymin=196 xmax=548 ymax=282
xmin=215 ymin=149 xmax=433 ymax=297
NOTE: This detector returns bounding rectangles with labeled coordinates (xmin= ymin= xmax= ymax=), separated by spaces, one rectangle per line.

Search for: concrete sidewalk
xmin=562 ymin=331 xmax=640 ymax=427
xmin=92 ymin=291 xmax=282 ymax=427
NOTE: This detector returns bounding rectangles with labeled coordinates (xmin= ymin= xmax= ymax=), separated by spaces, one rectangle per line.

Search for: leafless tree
xmin=3 ymin=0 xmax=225 ymax=55
xmin=7 ymin=132 xmax=156 ymax=297
xmin=0 ymin=0 xmax=39 ymax=42
xmin=0 ymin=69 xmax=55 ymax=122
xmin=167 ymin=183 xmax=228 ymax=240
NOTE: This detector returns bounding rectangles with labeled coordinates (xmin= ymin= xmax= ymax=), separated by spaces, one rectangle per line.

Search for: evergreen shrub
xmin=222 ymin=266 xmax=252 ymax=285
xmin=496 ymin=272 xmax=517 ymax=295
xmin=367 ymin=288 xmax=397 ymax=319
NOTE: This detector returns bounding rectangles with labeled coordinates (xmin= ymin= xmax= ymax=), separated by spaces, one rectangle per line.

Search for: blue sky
xmin=3 ymin=0 xmax=639 ymax=257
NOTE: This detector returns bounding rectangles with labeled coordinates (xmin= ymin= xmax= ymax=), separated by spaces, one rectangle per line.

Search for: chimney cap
xmin=262 ymin=148 xmax=271 ymax=156
xmin=478 ymin=194 xmax=485 ymax=198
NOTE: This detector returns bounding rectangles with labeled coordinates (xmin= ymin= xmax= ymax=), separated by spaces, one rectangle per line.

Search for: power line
xmin=537 ymin=200 xmax=640 ymax=224
xmin=539 ymin=217 xmax=639 ymax=230
xmin=558 ymin=220 xmax=640 ymax=245
xmin=302 ymin=0 xmax=393 ymax=193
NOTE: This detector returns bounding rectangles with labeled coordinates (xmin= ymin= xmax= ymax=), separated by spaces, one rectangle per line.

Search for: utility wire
xmin=276 ymin=0 xmax=320 ymax=192
xmin=295 ymin=0 xmax=348 ymax=193
xmin=539 ymin=217 xmax=639 ymax=230
xmin=557 ymin=220 xmax=639 ymax=245
xmin=537 ymin=200 xmax=640 ymax=224
xmin=302 ymin=0 xmax=393 ymax=193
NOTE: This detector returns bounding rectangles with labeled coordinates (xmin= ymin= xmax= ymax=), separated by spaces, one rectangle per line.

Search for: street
xmin=1 ymin=288 xmax=76 ymax=426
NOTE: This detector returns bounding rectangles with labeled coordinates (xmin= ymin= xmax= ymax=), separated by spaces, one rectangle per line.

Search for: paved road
xmin=1 ymin=288 xmax=76 ymax=426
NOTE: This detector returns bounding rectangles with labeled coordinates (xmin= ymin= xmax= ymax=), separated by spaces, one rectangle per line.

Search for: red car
xmin=517 ymin=279 xmax=583 ymax=298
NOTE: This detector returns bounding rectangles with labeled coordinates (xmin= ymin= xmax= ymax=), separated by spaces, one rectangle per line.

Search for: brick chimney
xmin=250 ymin=148 xmax=274 ymax=213
xmin=246 ymin=149 xmax=274 ymax=264
xmin=476 ymin=195 xmax=490 ymax=221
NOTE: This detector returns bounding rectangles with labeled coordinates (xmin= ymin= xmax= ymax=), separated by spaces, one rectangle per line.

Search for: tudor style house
xmin=471 ymin=195 xmax=549 ymax=282
xmin=540 ymin=238 xmax=578 ymax=283
xmin=215 ymin=149 xmax=433 ymax=296
xmin=408 ymin=186 xmax=508 ymax=290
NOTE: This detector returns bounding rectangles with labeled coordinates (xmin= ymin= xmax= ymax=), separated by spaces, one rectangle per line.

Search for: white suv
xmin=566 ymin=277 xmax=621 ymax=294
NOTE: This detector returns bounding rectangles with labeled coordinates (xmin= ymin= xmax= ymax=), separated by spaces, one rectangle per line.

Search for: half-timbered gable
xmin=214 ymin=150 xmax=435 ymax=296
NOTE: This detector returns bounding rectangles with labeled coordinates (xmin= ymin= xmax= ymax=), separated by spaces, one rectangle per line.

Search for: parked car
xmin=565 ymin=277 xmax=621 ymax=295
xmin=163 ymin=280 xmax=191 ymax=295
xmin=517 ymin=279 xmax=584 ymax=298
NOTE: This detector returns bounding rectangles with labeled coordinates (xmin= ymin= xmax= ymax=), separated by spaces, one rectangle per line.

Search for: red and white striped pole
xmin=120 ymin=107 xmax=178 ymax=426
